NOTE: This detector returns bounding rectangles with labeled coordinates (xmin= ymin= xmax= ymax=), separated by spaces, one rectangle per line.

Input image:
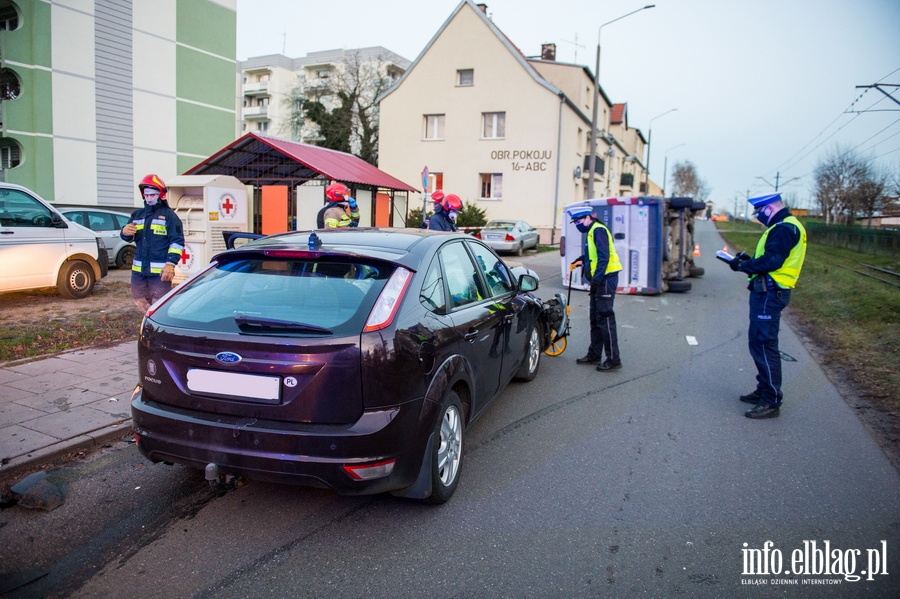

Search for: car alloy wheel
xmin=515 ymin=324 xmax=541 ymax=381
xmin=426 ymin=391 xmax=464 ymax=504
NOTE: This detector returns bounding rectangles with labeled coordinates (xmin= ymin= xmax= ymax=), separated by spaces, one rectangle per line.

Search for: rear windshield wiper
xmin=234 ymin=313 xmax=333 ymax=334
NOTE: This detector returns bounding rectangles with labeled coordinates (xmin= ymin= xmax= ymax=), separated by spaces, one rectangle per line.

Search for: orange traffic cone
xmin=723 ymin=244 xmax=729 ymax=253
xmin=693 ymin=243 xmax=701 ymax=257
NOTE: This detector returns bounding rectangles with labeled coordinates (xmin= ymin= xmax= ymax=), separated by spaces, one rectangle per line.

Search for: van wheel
xmin=116 ymin=246 xmax=135 ymax=268
xmin=424 ymin=391 xmax=464 ymax=504
xmin=57 ymin=260 xmax=95 ymax=299
xmin=667 ymin=279 xmax=692 ymax=293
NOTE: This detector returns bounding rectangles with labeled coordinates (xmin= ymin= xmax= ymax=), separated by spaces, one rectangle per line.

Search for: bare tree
xmin=813 ymin=145 xmax=875 ymax=225
xmin=281 ymin=50 xmax=398 ymax=165
xmin=669 ymin=160 xmax=710 ymax=201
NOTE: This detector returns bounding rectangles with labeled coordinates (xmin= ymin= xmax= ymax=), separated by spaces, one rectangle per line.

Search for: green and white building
xmin=0 ymin=0 xmax=237 ymax=209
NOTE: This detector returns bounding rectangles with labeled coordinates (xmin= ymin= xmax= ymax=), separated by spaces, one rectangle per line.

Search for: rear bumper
xmin=131 ymin=387 xmax=436 ymax=495
xmin=482 ymin=239 xmax=517 ymax=252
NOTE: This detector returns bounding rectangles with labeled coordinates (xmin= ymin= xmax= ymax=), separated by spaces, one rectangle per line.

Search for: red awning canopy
xmin=184 ymin=133 xmax=417 ymax=192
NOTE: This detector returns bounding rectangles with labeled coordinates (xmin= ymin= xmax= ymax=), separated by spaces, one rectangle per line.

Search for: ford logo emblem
xmin=215 ymin=352 xmax=242 ymax=364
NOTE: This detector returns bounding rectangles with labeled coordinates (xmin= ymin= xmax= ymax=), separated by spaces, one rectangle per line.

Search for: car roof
xmin=220 ymin=227 xmax=471 ymax=267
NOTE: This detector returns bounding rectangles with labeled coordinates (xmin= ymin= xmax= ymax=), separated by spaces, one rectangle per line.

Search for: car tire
xmin=514 ymin=323 xmax=541 ymax=381
xmin=116 ymin=246 xmax=135 ymax=269
xmin=515 ymin=242 xmax=524 ymax=257
xmin=424 ymin=390 xmax=464 ymax=504
xmin=57 ymin=260 xmax=95 ymax=299
xmin=689 ymin=266 xmax=705 ymax=278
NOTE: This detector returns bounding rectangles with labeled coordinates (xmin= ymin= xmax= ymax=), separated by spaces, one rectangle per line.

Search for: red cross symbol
xmin=180 ymin=248 xmax=191 ymax=265
xmin=221 ymin=196 xmax=235 ymax=215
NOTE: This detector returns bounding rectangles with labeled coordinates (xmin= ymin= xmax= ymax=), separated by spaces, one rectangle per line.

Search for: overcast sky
xmin=236 ymin=0 xmax=900 ymax=212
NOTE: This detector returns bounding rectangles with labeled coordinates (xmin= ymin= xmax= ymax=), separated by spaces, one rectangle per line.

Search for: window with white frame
xmin=424 ymin=114 xmax=445 ymax=140
xmin=479 ymin=173 xmax=502 ymax=199
xmin=457 ymin=69 xmax=474 ymax=86
xmin=481 ymin=112 xmax=505 ymax=139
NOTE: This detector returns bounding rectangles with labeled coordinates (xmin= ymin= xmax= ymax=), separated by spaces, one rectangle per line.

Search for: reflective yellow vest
xmin=753 ymin=215 xmax=807 ymax=288
xmin=587 ymin=221 xmax=622 ymax=277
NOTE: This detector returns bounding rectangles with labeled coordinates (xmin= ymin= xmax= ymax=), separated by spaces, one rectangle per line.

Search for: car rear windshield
xmin=151 ymin=258 xmax=393 ymax=336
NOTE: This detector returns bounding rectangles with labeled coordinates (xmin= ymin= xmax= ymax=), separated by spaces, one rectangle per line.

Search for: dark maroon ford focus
xmin=131 ymin=228 xmax=546 ymax=503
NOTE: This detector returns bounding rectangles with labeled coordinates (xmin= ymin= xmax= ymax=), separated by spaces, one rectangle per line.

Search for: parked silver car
xmin=475 ymin=220 xmax=540 ymax=256
xmin=60 ymin=207 xmax=135 ymax=268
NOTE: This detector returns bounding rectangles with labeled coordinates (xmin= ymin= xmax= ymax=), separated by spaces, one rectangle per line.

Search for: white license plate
xmin=186 ymin=369 xmax=280 ymax=402
xmin=486 ymin=234 xmax=504 ymax=240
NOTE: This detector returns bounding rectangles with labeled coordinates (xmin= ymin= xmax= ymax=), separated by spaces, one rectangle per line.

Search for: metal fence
xmin=805 ymin=222 xmax=900 ymax=256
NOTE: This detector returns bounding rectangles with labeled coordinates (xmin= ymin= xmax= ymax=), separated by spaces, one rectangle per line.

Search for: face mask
xmin=575 ymin=220 xmax=591 ymax=233
xmin=145 ymin=197 xmax=159 ymax=207
xmin=449 ymin=210 xmax=458 ymax=221
xmin=755 ymin=207 xmax=770 ymax=226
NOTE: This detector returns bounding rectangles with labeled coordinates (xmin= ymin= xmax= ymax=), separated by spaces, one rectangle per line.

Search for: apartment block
xmin=0 ymin=0 xmax=237 ymax=209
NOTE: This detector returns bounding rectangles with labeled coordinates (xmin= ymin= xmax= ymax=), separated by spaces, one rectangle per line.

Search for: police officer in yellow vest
xmin=729 ymin=193 xmax=807 ymax=419
xmin=568 ymin=206 xmax=624 ymax=371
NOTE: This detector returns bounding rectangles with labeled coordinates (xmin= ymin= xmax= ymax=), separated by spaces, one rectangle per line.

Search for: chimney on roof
xmin=477 ymin=3 xmax=488 ymax=13
xmin=541 ymin=43 xmax=556 ymax=61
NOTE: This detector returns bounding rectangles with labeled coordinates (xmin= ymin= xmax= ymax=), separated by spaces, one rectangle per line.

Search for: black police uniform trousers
xmin=588 ymin=271 xmax=620 ymax=364
xmin=748 ymin=282 xmax=791 ymax=406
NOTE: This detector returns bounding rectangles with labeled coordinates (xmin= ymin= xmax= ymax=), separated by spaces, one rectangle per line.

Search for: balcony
xmin=242 ymin=81 xmax=269 ymax=95
xmin=242 ymin=105 xmax=269 ymax=119
xmin=583 ymin=155 xmax=605 ymax=176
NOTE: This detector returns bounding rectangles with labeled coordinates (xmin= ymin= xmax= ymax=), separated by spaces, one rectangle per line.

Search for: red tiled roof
xmin=184 ymin=133 xmax=417 ymax=192
xmin=611 ymin=103 xmax=626 ymax=125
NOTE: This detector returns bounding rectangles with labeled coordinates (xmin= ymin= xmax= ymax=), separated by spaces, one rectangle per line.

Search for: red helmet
xmin=138 ymin=174 xmax=167 ymax=201
xmin=431 ymin=189 xmax=445 ymax=203
xmin=326 ymin=182 xmax=350 ymax=202
xmin=442 ymin=194 xmax=462 ymax=211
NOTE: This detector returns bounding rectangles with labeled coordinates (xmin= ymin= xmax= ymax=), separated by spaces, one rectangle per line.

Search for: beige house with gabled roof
xmin=377 ymin=0 xmax=652 ymax=242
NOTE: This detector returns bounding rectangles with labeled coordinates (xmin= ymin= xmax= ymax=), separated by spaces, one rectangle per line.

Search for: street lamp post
xmin=643 ymin=108 xmax=677 ymax=193
xmin=587 ymin=5 xmax=655 ymax=199
xmin=662 ymin=143 xmax=686 ymax=196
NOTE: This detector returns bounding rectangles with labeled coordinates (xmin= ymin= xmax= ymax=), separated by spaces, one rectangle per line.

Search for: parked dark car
xmin=131 ymin=228 xmax=547 ymax=503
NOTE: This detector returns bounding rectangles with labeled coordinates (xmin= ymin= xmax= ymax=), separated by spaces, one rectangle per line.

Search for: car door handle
xmin=463 ymin=329 xmax=479 ymax=342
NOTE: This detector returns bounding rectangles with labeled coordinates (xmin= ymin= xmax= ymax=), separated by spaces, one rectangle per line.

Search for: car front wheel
xmin=424 ymin=391 xmax=464 ymax=504
xmin=514 ymin=323 xmax=541 ymax=381
xmin=57 ymin=260 xmax=95 ymax=299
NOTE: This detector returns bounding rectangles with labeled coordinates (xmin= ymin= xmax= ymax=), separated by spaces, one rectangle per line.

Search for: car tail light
xmin=364 ymin=267 xmax=412 ymax=332
xmin=505 ymin=234 xmax=515 ymax=242
xmin=474 ymin=232 xmax=482 ymax=239
xmin=342 ymin=459 xmax=396 ymax=480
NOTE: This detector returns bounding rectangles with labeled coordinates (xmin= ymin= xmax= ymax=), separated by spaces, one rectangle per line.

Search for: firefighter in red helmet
xmin=120 ymin=174 xmax=185 ymax=314
xmin=316 ymin=182 xmax=360 ymax=228
xmin=428 ymin=190 xmax=460 ymax=232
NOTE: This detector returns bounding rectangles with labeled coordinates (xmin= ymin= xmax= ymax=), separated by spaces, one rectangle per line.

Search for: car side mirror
xmin=518 ymin=273 xmax=539 ymax=292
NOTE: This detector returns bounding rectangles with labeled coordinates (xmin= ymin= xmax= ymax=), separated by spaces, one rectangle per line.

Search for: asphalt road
xmin=2 ymin=220 xmax=898 ymax=598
